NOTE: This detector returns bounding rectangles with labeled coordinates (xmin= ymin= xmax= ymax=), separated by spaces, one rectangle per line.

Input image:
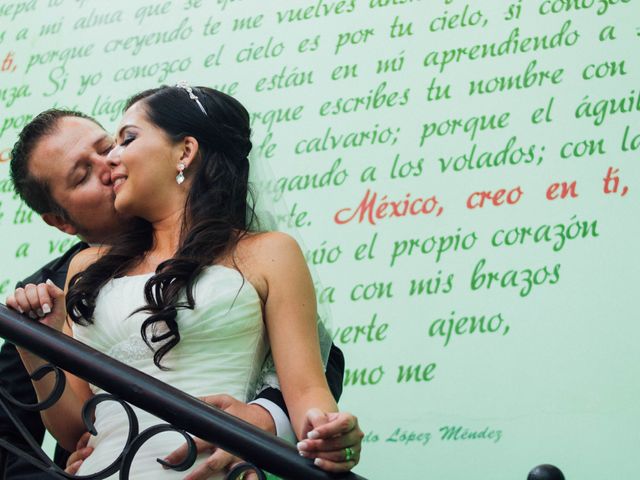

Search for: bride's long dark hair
xmin=66 ymin=85 xmax=255 ymax=368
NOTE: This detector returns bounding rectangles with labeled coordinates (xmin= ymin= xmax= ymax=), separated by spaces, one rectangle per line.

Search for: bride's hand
xmin=5 ymin=280 xmax=66 ymax=332
xmin=297 ymin=408 xmax=363 ymax=472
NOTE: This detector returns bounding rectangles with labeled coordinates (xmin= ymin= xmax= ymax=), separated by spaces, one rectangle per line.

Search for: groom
xmin=2 ymin=109 xmax=360 ymax=478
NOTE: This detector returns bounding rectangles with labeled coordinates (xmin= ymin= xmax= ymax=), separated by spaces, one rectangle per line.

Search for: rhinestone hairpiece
xmin=175 ymin=81 xmax=207 ymax=116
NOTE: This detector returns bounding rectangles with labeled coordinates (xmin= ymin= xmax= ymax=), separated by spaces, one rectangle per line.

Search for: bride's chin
xmin=113 ymin=195 xmax=133 ymax=217
xmin=114 ymin=198 xmax=156 ymax=223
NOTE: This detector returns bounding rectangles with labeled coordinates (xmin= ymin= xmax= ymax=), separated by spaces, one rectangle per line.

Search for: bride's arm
xmin=257 ymin=232 xmax=338 ymax=438
xmin=253 ymin=232 xmax=363 ymax=471
xmin=6 ymin=250 xmax=98 ymax=451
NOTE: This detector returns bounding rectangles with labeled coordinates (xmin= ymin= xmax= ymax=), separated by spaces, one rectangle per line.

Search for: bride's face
xmin=108 ymin=101 xmax=185 ymax=220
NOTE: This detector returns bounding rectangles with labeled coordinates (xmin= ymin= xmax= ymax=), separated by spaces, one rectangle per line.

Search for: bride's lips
xmin=111 ymin=174 xmax=127 ymax=194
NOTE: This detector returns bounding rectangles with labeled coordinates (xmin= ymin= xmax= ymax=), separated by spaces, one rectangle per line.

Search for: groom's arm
xmin=256 ymin=342 xmax=345 ymax=412
xmin=250 ymin=342 xmax=345 ymax=442
xmin=68 ymin=346 xmax=346 ymax=473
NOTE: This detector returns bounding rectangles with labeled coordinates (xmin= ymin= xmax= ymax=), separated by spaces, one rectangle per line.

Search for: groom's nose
xmin=94 ymin=156 xmax=113 ymax=186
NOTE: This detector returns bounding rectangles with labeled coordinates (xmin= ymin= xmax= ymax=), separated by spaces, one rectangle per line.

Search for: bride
xmin=7 ymin=84 xmax=361 ymax=478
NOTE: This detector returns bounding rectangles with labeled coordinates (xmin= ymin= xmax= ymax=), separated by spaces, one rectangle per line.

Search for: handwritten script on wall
xmin=0 ymin=0 xmax=638 ymax=477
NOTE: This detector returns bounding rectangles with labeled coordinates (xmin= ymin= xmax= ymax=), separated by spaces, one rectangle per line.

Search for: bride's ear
xmin=179 ymin=136 xmax=200 ymax=168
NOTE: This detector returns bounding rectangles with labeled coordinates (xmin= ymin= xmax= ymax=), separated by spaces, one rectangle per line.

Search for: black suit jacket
xmin=0 ymin=242 xmax=344 ymax=477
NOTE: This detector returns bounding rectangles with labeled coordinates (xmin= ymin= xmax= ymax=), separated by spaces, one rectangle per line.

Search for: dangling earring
xmin=176 ymin=161 xmax=186 ymax=185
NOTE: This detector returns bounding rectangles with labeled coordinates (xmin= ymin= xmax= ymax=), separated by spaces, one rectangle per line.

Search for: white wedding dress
xmin=71 ymin=265 xmax=268 ymax=479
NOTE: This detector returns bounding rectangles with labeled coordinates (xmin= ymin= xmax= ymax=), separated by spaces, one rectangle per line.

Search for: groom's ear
xmin=179 ymin=136 xmax=200 ymax=169
xmin=42 ymin=212 xmax=78 ymax=236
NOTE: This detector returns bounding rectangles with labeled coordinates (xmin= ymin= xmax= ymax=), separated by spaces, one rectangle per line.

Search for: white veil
xmin=248 ymin=149 xmax=334 ymax=392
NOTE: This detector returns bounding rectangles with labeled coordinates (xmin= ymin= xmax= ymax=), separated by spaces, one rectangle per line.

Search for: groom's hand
xmin=65 ymin=431 xmax=93 ymax=474
xmin=163 ymin=394 xmax=275 ymax=480
xmin=199 ymin=394 xmax=276 ymax=434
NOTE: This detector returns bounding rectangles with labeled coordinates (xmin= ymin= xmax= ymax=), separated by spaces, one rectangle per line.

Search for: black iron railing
xmin=0 ymin=304 xmax=366 ymax=480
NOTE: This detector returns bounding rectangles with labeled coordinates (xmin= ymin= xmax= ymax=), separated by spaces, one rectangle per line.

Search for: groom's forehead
xmin=30 ymin=117 xmax=108 ymax=178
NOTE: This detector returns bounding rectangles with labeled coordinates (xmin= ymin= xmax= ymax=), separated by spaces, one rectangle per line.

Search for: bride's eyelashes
xmin=119 ymin=135 xmax=135 ymax=147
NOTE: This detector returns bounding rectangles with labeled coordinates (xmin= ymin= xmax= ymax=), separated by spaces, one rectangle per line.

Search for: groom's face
xmin=27 ymin=116 xmax=130 ymax=244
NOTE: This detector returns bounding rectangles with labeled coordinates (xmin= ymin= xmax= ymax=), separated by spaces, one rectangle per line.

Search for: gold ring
xmin=344 ymin=446 xmax=354 ymax=462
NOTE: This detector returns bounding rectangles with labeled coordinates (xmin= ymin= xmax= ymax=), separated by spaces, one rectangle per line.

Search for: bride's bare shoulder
xmin=230 ymin=232 xmax=305 ymax=299
xmin=236 ymin=231 xmax=302 ymax=262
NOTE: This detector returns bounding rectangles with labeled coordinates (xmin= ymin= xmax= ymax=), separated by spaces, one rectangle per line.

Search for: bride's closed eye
xmin=119 ymin=135 xmax=135 ymax=147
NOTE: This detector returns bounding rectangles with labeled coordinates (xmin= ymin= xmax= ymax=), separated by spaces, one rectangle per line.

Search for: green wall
xmin=1 ymin=0 xmax=639 ymax=477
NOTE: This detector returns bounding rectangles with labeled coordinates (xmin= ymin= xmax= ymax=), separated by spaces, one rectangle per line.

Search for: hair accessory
xmin=175 ymin=81 xmax=207 ymax=116
xmin=176 ymin=161 xmax=186 ymax=185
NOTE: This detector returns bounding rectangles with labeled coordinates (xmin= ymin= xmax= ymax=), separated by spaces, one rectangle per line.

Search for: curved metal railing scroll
xmin=0 ymin=304 xmax=366 ymax=480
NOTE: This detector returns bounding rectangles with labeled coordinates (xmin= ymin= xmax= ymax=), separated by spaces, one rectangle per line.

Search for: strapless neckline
xmin=109 ymin=264 xmax=261 ymax=303
xmin=114 ymin=264 xmax=239 ymax=279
